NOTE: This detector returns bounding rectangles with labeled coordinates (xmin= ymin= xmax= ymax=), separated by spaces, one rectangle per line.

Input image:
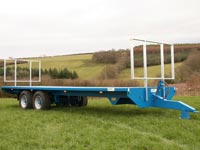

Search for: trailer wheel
xmin=33 ymin=91 xmax=50 ymax=110
xmin=19 ymin=91 xmax=33 ymax=109
xmin=78 ymin=96 xmax=88 ymax=107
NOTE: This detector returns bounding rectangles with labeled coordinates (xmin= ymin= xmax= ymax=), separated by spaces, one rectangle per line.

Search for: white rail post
xmin=14 ymin=59 xmax=17 ymax=86
xmin=130 ymin=43 xmax=134 ymax=79
xmin=143 ymin=41 xmax=148 ymax=101
xmin=130 ymin=38 xmax=175 ymax=100
xmin=30 ymin=60 xmax=32 ymax=86
xmin=4 ymin=59 xmax=6 ymax=82
xmin=160 ymin=43 xmax=165 ymax=80
xmin=160 ymin=43 xmax=165 ymax=98
xmin=171 ymin=44 xmax=175 ymax=79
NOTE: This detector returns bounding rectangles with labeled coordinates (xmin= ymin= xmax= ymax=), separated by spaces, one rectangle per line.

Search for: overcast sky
xmin=0 ymin=0 xmax=200 ymax=58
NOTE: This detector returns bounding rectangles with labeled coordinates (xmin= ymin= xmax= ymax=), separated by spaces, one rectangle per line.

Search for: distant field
xmin=118 ymin=63 xmax=182 ymax=81
xmin=15 ymin=54 xmax=182 ymax=81
xmin=40 ymin=54 xmax=106 ymax=79
xmin=18 ymin=54 xmax=106 ymax=80
xmin=0 ymin=97 xmax=200 ymax=150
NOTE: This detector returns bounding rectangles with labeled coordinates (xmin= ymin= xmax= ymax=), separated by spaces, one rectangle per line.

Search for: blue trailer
xmin=1 ymin=80 xmax=197 ymax=119
xmin=1 ymin=39 xmax=198 ymax=119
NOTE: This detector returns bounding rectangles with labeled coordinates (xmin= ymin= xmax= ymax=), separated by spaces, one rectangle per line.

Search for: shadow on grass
xmin=5 ymin=102 xmax=166 ymax=118
xmin=50 ymin=105 xmax=166 ymax=118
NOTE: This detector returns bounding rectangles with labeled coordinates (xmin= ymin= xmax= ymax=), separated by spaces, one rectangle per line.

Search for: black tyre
xmin=78 ymin=96 xmax=88 ymax=107
xmin=19 ymin=91 xmax=33 ymax=109
xmin=70 ymin=96 xmax=80 ymax=107
xmin=33 ymin=91 xmax=50 ymax=110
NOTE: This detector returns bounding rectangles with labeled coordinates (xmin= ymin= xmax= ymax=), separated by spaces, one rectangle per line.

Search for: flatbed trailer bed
xmin=1 ymin=80 xmax=197 ymax=119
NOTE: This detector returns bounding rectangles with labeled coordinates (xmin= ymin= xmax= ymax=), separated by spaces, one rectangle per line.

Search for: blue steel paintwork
xmin=1 ymin=80 xmax=197 ymax=119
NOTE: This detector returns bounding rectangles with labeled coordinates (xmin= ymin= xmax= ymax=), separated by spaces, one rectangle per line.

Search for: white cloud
xmin=0 ymin=0 xmax=200 ymax=58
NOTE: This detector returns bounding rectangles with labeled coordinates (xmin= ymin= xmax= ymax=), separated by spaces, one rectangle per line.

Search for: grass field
xmin=16 ymin=54 xmax=182 ymax=81
xmin=0 ymin=97 xmax=200 ymax=150
xmin=21 ymin=54 xmax=106 ymax=80
xmin=118 ymin=63 xmax=182 ymax=80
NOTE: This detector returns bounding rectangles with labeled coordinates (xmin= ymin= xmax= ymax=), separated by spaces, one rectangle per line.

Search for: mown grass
xmin=0 ymin=96 xmax=200 ymax=150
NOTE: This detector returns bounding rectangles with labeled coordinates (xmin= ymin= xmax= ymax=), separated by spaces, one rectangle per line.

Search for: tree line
xmin=92 ymin=47 xmax=192 ymax=67
xmin=0 ymin=67 xmax=79 ymax=79
xmin=42 ymin=68 xmax=78 ymax=79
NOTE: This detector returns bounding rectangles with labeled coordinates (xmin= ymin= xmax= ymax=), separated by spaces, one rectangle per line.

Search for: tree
xmin=72 ymin=71 xmax=78 ymax=79
xmin=175 ymin=50 xmax=200 ymax=82
xmin=99 ymin=65 xmax=118 ymax=79
xmin=51 ymin=68 xmax=59 ymax=79
xmin=0 ymin=68 xmax=3 ymax=76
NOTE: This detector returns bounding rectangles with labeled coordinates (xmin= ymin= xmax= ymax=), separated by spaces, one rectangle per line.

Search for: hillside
xmin=0 ymin=54 xmax=106 ymax=80
xmin=0 ymin=52 xmax=184 ymax=80
xmin=38 ymin=54 xmax=106 ymax=80
xmin=11 ymin=54 xmax=181 ymax=81
xmin=1 ymin=43 xmax=199 ymax=80
xmin=118 ymin=63 xmax=182 ymax=80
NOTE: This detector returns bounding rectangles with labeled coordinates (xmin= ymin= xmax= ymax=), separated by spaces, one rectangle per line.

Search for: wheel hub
xmin=21 ymin=95 xmax=28 ymax=108
xmin=35 ymin=96 xmax=42 ymax=109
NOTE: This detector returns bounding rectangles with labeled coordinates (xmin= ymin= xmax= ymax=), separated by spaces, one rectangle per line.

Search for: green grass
xmin=0 ymin=97 xmax=200 ymax=150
